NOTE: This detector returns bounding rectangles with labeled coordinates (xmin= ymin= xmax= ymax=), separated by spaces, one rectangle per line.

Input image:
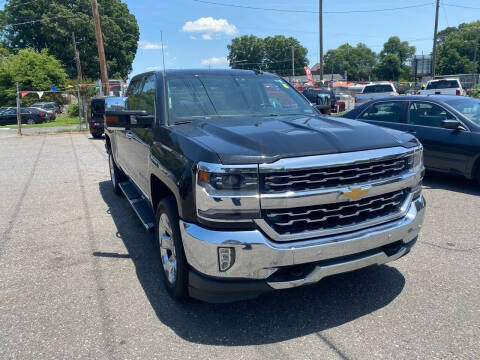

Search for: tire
xmin=92 ymin=132 xmax=103 ymax=139
xmin=476 ymin=165 xmax=480 ymax=186
xmin=27 ymin=119 xmax=34 ymax=125
xmin=155 ymin=196 xmax=189 ymax=301
xmin=108 ymin=151 xmax=126 ymax=195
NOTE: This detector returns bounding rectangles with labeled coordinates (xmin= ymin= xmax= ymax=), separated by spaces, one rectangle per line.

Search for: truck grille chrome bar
xmin=262 ymin=157 xmax=409 ymax=193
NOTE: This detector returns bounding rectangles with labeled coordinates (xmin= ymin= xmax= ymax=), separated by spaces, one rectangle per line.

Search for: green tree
xmin=227 ymin=35 xmax=264 ymax=69
xmin=436 ymin=20 xmax=480 ymax=75
xmin=263 ymin=35 xmax=308 ymax=76
xmin=2 ymin=0 xmax=139 ymax=80
xmin=0 ymin=48 xmax=67 ymax=106
xmin=375 ymin=36 xmax=415 ymax=81
xmin=227 ymin=35 xmax=308 ymax=76
xmin=323 ymin=43 xmax=377 ymax=81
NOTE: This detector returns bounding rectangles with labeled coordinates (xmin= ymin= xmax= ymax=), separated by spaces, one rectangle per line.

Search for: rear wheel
xmin=156 ymin=196 xmax=189 ymax=301
xmin=27 ymin=119 xmax=34 ymax=125
xmin=108 ymin=151 xmax=125 ymax=195
xmin=476 ymin=165 xmax=480 ymax=186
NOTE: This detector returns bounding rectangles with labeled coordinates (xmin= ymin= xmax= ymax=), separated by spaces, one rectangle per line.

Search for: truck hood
xmin=174 ymin=115 xmax=418 ymax=164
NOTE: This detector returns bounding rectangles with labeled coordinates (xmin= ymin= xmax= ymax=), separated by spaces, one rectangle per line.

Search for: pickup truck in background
xmin=418 ymin=79 xmax=465 ymax=96
xmin=355 ymin=83 xmax=398 ymax=107
xmin=104 ymin=69 xmax=425 ymax=303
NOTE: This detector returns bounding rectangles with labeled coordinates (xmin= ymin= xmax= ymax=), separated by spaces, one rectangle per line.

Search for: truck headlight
xmin=196 ymin=162 xmax=260 ymax=222
xmin=408 ymin=147 xmax=424 ymax=172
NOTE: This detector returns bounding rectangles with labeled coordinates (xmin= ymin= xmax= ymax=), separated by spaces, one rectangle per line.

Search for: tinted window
xmin=444 ymin=98 xmax=480 ymax=125
xmin=4 ymin=108 xmax=16 ymax=115
xmin=426 ymin=80 xmax=459 ymax=89
xmin=360 ymin=101 xmax=404 ymax=123
xmin=126 ymin=77 xmax=143 ymax=109
xmin=137 ymin=75 xmax=156 ymax=115
xmin=166 ymin=75 xmax=315 ymax=124
xmin=363 ymin=84 xmax=394 ymax=93
xmin=20 ymin=109 xmax=30 ymax=114
xmin=408 ymin=102 xmax=455 ymax=127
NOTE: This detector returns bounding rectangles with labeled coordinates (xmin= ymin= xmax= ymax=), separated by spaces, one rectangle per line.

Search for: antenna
xmin=160 ymin=31 xmax=166 ymax=74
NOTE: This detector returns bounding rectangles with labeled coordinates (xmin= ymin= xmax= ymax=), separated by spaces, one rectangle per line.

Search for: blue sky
xmin=127 ymin=0 xmax=480 ymax=77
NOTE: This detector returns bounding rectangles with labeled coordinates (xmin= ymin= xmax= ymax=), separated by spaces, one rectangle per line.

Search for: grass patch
xmin=3 ymin=115 xmax=84 ymax=129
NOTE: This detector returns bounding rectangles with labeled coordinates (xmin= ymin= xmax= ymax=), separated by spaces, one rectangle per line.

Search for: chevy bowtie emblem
xmin=341 ymin=187 xmax=370 ymax=201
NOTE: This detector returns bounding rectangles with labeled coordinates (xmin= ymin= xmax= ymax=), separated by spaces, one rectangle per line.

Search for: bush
xmin=67 ymin=102 xmax=79 ymax=117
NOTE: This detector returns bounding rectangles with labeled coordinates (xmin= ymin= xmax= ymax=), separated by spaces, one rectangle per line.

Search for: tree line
xmin=0 ymin=0 xmax=138 ymax=107
xmin=228 ymin=20 xmax=480 ymax=82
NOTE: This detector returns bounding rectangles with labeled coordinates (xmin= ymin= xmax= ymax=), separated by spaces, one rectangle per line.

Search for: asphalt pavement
xmin=0 ymin=133 xmax=479 ymax=359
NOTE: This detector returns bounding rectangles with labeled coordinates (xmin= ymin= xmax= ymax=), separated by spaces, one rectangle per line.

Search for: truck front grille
xmin=263 ymin=189 xmax=408 ymax=236
xmin=262 ymin=157 xmax=409 ymax=193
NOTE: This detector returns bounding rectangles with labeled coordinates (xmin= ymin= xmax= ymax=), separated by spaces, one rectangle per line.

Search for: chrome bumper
xmin=180 ymin=195 xmax=425 ymax=288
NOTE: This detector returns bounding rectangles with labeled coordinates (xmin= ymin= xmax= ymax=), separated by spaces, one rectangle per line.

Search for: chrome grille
xmin=264 ymin=189 xmax=408 ymax=235
xmin=262 ymin=157 xmax=409 ymax=193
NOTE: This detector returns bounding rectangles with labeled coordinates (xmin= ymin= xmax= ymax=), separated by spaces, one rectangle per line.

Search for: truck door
xmin=116 ymin=76 xmax=144 ymax=177
xmin=126 ymin=73 xmax=157 ymax=195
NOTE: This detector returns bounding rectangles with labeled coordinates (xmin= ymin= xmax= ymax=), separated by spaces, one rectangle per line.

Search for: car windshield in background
xmin=445 ymin=98 xmax=480 ymax=125
xmin=166 ymin=75 xmax=315 ymax=123
xmin=363 ymin=85 xmax=394 ymax=93
xmin=426 ymin=80 xmax=459 ymax=89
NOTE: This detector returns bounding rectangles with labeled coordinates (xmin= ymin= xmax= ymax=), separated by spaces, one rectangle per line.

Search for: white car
xmin=419 ymin=79 xmax=465 ymax=96
xmin=354 ymin=83 xmax=398 ymax=107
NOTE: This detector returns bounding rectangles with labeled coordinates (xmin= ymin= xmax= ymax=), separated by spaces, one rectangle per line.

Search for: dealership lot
xmin=0 ymin=133 xmax=479 ymax=360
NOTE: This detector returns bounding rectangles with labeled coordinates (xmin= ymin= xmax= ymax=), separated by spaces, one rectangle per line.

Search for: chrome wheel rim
xmin=109 ymin=154 xmax=116 ymax=187
xmin=158 ymin=213 xmax=177 ymax=285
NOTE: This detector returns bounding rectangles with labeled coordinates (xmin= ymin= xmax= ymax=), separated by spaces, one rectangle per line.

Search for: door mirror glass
xmin=105 ymin=97 xmax=127 ymax=112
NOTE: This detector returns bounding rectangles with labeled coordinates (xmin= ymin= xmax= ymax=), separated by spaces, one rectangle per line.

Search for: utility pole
xmin=91 ymin=0 xmax=109 ymax=96
xmin=319 ymin=0 xmax=324 ymax=83
xmin=72 ymin=32 xmax=83 ymax=82
xmin=77 ymin=85 xmax=82 ymax=131
xmin=16 ymin=82 xmax=21 ymax=136
xmin=291 ymin=45 xmax=295 ymax=83
xmin=432 ymin=0 xmax=440 ymax=77
xmin=473 ymin=35 xmax=479 ymax=88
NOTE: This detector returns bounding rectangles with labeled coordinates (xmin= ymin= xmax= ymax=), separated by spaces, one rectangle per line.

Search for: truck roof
xmin=133 ymin=69 xmax=278 ymax=78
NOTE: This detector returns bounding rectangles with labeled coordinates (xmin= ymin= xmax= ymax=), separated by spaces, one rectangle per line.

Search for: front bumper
xmin=181 ymin=195 xmax=425 ymax=302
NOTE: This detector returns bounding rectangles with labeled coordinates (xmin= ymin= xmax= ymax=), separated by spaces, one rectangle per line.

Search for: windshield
xmin=445 ymin=98 xmax=480 ymax=125
xmin=426 ymin=80 xmax=459 ymax=89
xmin=363 ymin=85 xmax=394 ymax=93
xmin=166 ymin=74 xmax=315 ymax=123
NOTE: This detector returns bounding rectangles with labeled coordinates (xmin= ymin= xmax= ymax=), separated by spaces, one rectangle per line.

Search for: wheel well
xmin=151 ymin=175 xmax=175 ymax=213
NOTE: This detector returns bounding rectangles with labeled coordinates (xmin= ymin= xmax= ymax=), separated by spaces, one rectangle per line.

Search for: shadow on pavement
xmin=99 ymin=180 xmax=405 ymax=346
xmin=422 ymin=171 xmax=480 ymax=196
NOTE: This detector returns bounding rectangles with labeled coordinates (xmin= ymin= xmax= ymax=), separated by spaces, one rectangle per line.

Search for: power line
xmin=3 ymin=13 xmax=79 ymax=27
xmin=4 ymin=0 xmax=43 ymax=9
xmin=192 ymin=0 xmax=434 ymax=14
xmin=443 ymin=3 xmax=480 ymax=10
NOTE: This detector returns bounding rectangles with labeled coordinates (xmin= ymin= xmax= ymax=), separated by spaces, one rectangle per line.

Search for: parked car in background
xmin=302 ymin=87 xmax=336 ymax=113
xmin=89 ymin=97 xmax=105 ymax=138
xmin=0 ymin=107 xmax=49 ymax=125
xmin=419 ymin=79 xmax=465 ymax=96
xmin=343 ymin=95 xmax=480 ymax=183
xmin=31 ymin=102 xmax=60 ymax=114
xmin=355 ymin=83 xmax=398 ymax=107
xmin=29 ymin=107 xmax=56 ymax=121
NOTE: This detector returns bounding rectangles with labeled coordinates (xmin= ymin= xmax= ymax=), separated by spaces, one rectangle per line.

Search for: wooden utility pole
xmin=16 ymin=82 xmax=21 ymax=136
xmin=432 ymin=0 xmax=440 ymax=77
xmin=319 ymin=0 xmax=323 ymax=83
xmin=91 ymin=0 xmax=109 ymax=95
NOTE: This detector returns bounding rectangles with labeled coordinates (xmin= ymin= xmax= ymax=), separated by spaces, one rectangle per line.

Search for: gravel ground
xmin=0 ymin=133 xmax=479 ymax=360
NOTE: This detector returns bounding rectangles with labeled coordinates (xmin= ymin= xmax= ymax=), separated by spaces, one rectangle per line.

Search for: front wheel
xmin=156 ymin=196 xmax=189 ymax=301
xmin=108 ymin=151 xmax=125 ymax=195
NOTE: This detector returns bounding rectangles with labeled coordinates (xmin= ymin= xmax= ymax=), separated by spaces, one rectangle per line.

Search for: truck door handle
xmin=126 ymin=131 xmax=133 ymax=139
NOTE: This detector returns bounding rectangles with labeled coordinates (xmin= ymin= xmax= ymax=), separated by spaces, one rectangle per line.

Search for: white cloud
xmin=146 ymin=65 xmax=164 ymax=71
xmin=201 ymin=57 xmax=229 ymax=67
xmin=139 ymin=40 xmax=166 ymax=50
xmin=181 ymin=17 xmax=237 ymax=39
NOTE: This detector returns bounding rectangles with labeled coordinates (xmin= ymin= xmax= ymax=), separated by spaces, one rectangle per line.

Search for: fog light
xmin=218 ymin=247 xmax=235 ymax=272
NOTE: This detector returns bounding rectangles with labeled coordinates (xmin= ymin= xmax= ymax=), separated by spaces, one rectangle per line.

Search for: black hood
xmin=173 ymin=115 xmax=418 ymax=164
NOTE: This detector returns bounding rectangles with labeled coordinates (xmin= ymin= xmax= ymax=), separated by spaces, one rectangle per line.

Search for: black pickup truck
xmin=104 ymin=69 xmax=425 ymax=303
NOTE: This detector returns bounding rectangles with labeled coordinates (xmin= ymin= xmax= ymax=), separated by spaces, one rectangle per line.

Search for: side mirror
xmin=441 ymin=119 xmax=466 ymax=131
xmin=105 ymin=97 xmax=127 ymax=111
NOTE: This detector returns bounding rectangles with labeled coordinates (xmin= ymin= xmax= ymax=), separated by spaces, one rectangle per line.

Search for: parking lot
xmin=0 ymin=133 xmax=479 ymax=360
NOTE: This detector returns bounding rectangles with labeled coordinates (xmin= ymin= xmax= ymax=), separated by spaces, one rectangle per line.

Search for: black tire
xmin=108 ymin=151 xmax=126 ymax=195
xmin=155 ymin=196 xmax=189 ymax=301
xmin=27 ymin=118 xmax=34 ymax=125
xmin=92 ymin=132 xmax=103 ymax=139
xmin=476 ymin=165 xmax=480 ymax=186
